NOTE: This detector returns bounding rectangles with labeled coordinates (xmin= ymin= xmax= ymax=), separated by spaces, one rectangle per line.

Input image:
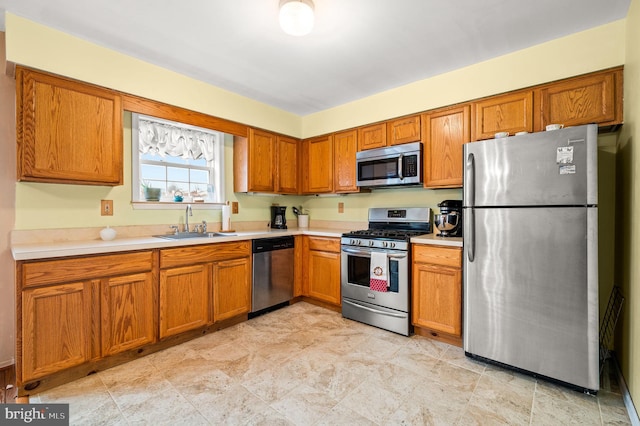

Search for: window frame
xmin=131 ymin=113 xmax=226 ymax=209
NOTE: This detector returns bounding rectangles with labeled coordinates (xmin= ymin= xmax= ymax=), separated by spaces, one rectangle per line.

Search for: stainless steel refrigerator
xmin=463 ymin=124 xmax=599 ymax=392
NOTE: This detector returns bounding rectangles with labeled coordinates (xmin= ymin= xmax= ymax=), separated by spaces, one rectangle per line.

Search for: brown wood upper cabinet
xmin=422 ymin=105 xmax=470 ymax=188
xmin=301 ymin=134 xmax=334 ymax=194
xmin=234 ymin=128 xmax=276 ymax=193
xmin=16 ymin=67 xmax=123 ymax=185
xmin=276 ymin=135 xmax=300 ymax=194
xmin=333 ymin=129 xmax=359 ymax=193
xmin=537 ymin=67 xmax=623 ymax=129
xmin=472 ymin=90 xmax=534 ymax=140
xmin=234 ymin=129 xmax=299 ymax=194
xmin=357 ymin=122 xmax=386 ymax=151
xmin=387 ymin=115 xmax=421 ymax=145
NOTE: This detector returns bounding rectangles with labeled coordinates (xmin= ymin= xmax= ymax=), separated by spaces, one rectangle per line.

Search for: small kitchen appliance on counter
xmin=270 ymin=206 xmax=287 ymax=229
xmin=341 ymin=207 xmax=431 ymax=336
xmin=434 ymin=200 xmax=462 ymax=237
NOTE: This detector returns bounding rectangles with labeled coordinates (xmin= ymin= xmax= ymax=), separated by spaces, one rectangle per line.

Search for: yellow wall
xmin=617 ymin=0 xmax=640 ymax=408
xmin=302 ymin=20 xmax=626 ymax=137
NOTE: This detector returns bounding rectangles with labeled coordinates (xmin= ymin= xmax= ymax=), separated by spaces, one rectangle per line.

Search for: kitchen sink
xmin=153 ymin=231 xmax=237 ymax=240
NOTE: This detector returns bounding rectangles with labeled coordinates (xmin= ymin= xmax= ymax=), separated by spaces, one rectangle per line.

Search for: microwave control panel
xmin=403 ymin=155 xmax=418 ymax=177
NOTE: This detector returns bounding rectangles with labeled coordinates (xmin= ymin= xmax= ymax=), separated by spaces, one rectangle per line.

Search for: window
xmin=131 ymin=113 xmax=225 ymax=206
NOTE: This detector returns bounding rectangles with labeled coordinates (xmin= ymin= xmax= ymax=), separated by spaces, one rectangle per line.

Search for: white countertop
xmin=12 ymin=227 xmax=463 ymax=260
xmin=411 ymin=233 xmax=463 ymax=248
xmin=11 ymin=227 xmax=344 ymax=261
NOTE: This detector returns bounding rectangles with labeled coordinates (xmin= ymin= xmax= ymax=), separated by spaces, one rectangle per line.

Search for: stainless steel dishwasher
xmin=250 ymin=236 xmax=295 ymax=317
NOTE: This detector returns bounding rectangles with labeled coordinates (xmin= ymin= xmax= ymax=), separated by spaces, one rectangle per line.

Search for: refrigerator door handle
xmin=467 ymin=208 xmax=475 ymax=262
xmin=465 ymin=153 xmax=475 ymax=207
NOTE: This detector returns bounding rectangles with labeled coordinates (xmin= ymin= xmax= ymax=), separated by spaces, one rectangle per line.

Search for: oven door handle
xmin=343 ymin=299 xmax=407 ymax=318
xmin=341 ymin=247 xmax=407 ymax=259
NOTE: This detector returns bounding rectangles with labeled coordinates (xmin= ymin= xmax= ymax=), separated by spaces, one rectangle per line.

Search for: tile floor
xmin=31 ymin=302 xmax=631 ymax=425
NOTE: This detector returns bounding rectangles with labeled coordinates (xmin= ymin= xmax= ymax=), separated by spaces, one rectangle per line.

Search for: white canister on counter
xmin=100 ymin=226 xmax=117 ymax=241
xmin=298 ymin=214 xmax=309 ymax=228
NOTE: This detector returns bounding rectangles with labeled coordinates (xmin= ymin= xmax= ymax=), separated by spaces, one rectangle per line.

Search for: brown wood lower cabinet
xmin=303 ymin=236 xmax=341 ymax=306
xmin=213 ymin=258 xmax=251 ymax=322
xmin=17 ymin=251 xmax=155 ymax=384
xmin=159 ymin=264 xmax=211 ymax=339
xmin=159 ymin=241 xmax=251 ymax=326
xmin=101 ymin=272 xmax=156 ymax=357
xmin=412 ymin=244 xmax=463 ymax=344
xmin=21 ymin=282 xmax=92 ymax=382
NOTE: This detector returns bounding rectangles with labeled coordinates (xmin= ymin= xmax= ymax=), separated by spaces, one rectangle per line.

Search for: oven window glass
xmin=358 ymin=158 xmax=400 ymax=181
xmin=347 ymin=255 xmax=399 ymax=292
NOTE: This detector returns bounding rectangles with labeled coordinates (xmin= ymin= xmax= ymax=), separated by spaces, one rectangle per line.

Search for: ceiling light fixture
xmin=279 ymin=0 xmax=315 ymax=36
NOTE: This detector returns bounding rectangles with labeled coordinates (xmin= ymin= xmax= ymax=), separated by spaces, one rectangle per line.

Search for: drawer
xmin=160 ymin=240 xmax=250 ymax=268
xmin=307 ymin=236 xmax=340 ymax=253
xmin=22 ymin=251 xmax=153 ymax=288
xmin=413 ymin=245 xmax=462 ymax=268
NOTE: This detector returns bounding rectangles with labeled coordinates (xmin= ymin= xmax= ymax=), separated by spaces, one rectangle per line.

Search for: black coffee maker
xmin=435 ymin=200 xmax=463 ymax=237
xmin=270 ymin=206 xmax=287 ymax=229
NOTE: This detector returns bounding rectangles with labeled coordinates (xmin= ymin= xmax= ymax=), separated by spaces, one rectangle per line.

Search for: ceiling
xmin=0 ymin=0 xmax=631 ymax=116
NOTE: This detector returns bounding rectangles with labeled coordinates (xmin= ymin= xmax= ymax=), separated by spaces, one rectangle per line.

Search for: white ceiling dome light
xmin=279 ymin=0 xmax=315 ymax=36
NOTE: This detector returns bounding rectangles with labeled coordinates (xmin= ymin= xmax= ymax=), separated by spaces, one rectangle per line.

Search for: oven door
xmin=340 ymin=245 xmax=409 ymax=313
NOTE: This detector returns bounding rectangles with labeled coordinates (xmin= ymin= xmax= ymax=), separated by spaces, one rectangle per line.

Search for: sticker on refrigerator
xmin=556 ymin=146 xmax=574 ymax=164
xmin=559 ymin=164 xmax=576 ymax=175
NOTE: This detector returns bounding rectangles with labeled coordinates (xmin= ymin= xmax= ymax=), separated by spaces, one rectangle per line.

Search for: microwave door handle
xmin=397 ymin=154 xmax=404 ymax=179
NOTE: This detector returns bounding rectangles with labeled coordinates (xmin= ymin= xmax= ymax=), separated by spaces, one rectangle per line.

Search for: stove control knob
xmin=382 ymin=241 xmax=388 ymax=248
xmin=390 ymin=242 xmax=396 ymax=248
xmin=350 ymin=239 xmax=356 ymax=245
xmin=369 ymin=241 xmax=374 ymax=247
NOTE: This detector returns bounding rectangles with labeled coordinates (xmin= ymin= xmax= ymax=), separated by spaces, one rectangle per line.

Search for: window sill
xmin=131 ymin=201 xmax=224 ymax=210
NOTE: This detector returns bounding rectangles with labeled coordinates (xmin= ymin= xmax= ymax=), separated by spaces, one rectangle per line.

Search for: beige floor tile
xmin=29 ymin=302 xmax=629 ymax=425
xmin=196 ymin=383 xmax=271 ymax=424
xmin=531 ymin=391 xmax=601 ymax=425
xmin=460 ymin=373 xmax=534 ymax=425
xmin=270 ymin=383 xmax=340 ymax=425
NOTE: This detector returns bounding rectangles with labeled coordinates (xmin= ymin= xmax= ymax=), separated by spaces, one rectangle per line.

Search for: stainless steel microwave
xmin=356 ymin=142 xmax=423 ymax=188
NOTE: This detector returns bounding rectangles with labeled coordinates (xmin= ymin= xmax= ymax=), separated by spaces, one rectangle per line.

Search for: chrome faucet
xmin=185 ymin=204 xmax=192 ymax=232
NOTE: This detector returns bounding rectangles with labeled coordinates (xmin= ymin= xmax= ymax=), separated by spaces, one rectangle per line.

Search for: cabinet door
xmin=159 ymin=264 xmax=211 ymax=338
xmin=388 ymin=115 xmax=421 ymax=145
xmin=412 ymin=263 xmax=462 ymax=336
xmin=539 ymin=69 xmax=620 ymax=128
xmin=276 ymin=135 xmax=299 ymax=194
xmin=16 ymin=68 xmax=123 ymax=185
xmin=302 ymin=135 xmax=334 ymax=193
xmin=472 ymin=90 xmax=533 ymax=140
xmin=358 ymin=123 xmax=386 ymax=151
xmin=422 ymin=105 xmax=470 ymax=188
xmin=248 ymin=128 xmax=276 ymax=192
xmin=22 ymin=282 xmax=91 ymax=381
xmin=307 ymin=250 xmax=341 ymax=305
xmin=101 ymin=272 xmax=156 ymax=356
xmin=333 ymin=129 xmax=358 ymax=193
xmin=213 ymin=257 xmax=251 ymax=322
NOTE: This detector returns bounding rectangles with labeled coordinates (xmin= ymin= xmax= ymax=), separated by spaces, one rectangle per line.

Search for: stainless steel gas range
xmin=341 ymin=207 xmax=431 ymax=336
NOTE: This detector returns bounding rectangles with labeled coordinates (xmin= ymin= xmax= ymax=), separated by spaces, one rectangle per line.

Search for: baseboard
xmin=613 ymin=353 xmax=640 ymax=426
xmin=0 ymin=358 xmax=15 ymax=369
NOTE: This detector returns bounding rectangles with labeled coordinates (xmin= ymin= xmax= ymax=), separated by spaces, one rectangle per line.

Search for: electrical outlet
xmin=338 ymin=202 xmax=344 ymax=213
xmin=232 ymin=201 xmax=239 ymax=214
xmin=101 ymin=200 xmax=113 ymax=216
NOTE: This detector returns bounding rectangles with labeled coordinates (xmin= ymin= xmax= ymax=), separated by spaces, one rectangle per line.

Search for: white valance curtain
xmin=138 ymin=118 xmax=218 ymax=162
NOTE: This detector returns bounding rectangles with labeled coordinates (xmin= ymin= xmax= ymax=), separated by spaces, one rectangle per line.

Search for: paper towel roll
xmin=221 ymin=205 xmax=231 ymax=231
